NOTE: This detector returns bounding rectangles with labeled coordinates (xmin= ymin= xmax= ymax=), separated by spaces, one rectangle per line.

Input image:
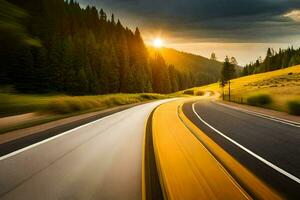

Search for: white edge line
xmin=214 ymin=101 xmax=300 ymax=128
xmin=192 ymin=103 xmax=300 ymax=184
xmin=177 ymin=105 xmax=251 ymax=199
xmin=0 ymin=103 xmax=143 ymax=161
xmin=0 ymin=99 xmax=174 ymax=161
xmin=0 ymin=114 xmax=114 ymax=161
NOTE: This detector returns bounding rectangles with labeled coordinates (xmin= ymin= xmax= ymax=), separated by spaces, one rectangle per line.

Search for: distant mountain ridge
xmin=148 ymin=47 xmax=223 ymax=86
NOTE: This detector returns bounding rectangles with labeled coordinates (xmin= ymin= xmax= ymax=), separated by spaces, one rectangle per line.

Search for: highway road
xmin=183 ymin=99 xmax=300 ymax=199
xmin=0 ymin=100 xmax=170 ymax=200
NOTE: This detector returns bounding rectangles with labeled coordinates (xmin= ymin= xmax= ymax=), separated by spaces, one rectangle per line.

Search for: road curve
xmin=183 ymin=99 xmax=300 ymax=199
xmin=0 ymin=100 xmax=170 ymax=200
xmin=152 ymin=100 xmax=252 ymax=200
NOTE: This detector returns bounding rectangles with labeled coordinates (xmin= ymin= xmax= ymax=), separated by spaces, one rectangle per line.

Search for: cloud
xmin=78 ymin=0 xmax=300 ymax=43
xmin=284 ymin=10 xmax=300 ymax=22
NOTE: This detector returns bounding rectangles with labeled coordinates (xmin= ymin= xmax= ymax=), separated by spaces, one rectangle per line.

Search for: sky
xmin=78 ymin=0 xmax=300 ymax=65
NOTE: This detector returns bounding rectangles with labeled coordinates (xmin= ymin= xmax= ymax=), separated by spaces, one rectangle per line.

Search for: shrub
xmin=46 ymin=99 xmax=73 ymax=114
xmin=247 ymin=94 xmax=272 ymax=107
xmin=82 ymin=99 xmax=102 ymax=108
xmin=140 ymin=94 xmax=159 ymax=100
xmin=195 ymin=91 xmax=205 ymax=96
xmin=287 ymin=100 xmax=300 ymax=116
xmin=183 ymin=90 xmax=194 ymax=95
xmin=109 ymin=97 xmax=126 ymax=105
xmin=45 ymin=98 xmax=92 ymax=114
xmin=65 ymin=99 xmax=84 ymax=112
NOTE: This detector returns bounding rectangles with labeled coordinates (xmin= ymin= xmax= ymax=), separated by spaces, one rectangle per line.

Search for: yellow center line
xmin=152 ymin=99 xmax=253 ymax=200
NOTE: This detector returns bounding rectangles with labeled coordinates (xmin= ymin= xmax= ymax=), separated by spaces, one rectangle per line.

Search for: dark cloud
xmin=78 ymin=0 xmax=300 ymax=42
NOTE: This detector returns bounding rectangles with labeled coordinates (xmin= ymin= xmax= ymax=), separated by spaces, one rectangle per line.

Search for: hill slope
xmin=148 ymin=47 xmax=223 ymax=85
xmin=190 ymin=65 xmax=300 ymax=113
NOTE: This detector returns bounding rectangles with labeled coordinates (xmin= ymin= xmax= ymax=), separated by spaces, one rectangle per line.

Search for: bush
xmin=195 ymin=91 xmax=205 ymax=96
xmin=140 ymin=94 xmax=159 ymax=100
xmin=183 ymin=90 xmax=194 ymax=95
xmin=45 ymin=98 xmax=94 ymax=114
xmin=109 ymin=96 xmax=139 ymax=105
xmin=247 ymin=94 xmax=272 ymax=107
xmin=66 ymin=99 xmax=85 ymax=112
xmin=287 ymin=100 xmax=300 ymax=116
xmin=46 ymin=99 xmax=73 ymax=114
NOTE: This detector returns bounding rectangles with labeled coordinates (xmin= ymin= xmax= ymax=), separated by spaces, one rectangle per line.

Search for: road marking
xmin=192 ymin=102 xmax=300 ymax=184
xmin=0 ymin=103 xmax=149 ymax=161
xmin=0 ymin=99 xmax=174 ymax=161
xmin=0 ymin=114 xmax=116 ymax=161
xmin=214 ymin=101 xmax=300 ymax=128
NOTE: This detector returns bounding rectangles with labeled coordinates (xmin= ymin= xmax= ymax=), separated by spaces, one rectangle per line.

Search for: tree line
xmin=0 ymin=0 xmax=195 ymax=95
xmin=242 ymin=47 xmax=300 ymax=76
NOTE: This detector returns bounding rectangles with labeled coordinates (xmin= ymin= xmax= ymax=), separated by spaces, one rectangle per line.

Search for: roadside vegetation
xmin=287 ymin=100 xmax=300 ymax=115
xmin=247 ymin=94 xmax=272 ymax=107
xmin=0 ymin=93 xmax=171 ymax=117
xmin=187 ymin=65 xmax=300 ymax=115
xmin=0 ymin=92 xmax=174 ymax=133
xmin=183 ymin=90 xmax=195 ymax=95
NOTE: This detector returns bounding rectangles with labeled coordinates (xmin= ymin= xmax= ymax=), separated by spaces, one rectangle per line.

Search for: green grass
xmin=186 ymin=65 xmax=300 ymax=114
xmin=0 ymin=93 xmax=171 ymax=117
xmin=0 ymin=92 xmax=175 ymax=134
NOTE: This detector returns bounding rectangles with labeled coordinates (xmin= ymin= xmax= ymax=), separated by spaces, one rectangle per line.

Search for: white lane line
xmin=0 ymin=113 xmax=116 ymax=161
xmin=214 ymin=101 xmax=300 ymax=128
xmin=192 ymin=102 xmax=300 ymax=184
xmin=0 ymin=103 xmax=148 ymax=161
xmin=0 ymin=99 xmax=174 ymax=161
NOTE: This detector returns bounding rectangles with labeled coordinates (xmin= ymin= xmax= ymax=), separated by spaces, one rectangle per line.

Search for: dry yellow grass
xmin=190 ymin=65 xmax=300 ymax=112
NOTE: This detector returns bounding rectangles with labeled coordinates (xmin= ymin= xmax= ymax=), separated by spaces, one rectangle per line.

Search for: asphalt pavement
xmin=0 ymin=100 xmax=170 ymax=200
xmin=183 ymin=99 xmax=300 ymax=199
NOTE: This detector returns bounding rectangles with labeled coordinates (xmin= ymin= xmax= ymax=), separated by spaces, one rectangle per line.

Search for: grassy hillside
xmin=148 ymin=47 xmax=223 ymax=85
xmin=188 ymin=65 xmax=300 ymax=114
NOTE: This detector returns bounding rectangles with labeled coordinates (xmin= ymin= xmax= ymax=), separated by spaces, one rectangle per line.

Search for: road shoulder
xmin=215 ymin=100 xmax=300 ymax=125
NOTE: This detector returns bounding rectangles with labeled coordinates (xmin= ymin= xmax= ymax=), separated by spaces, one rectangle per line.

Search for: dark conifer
xmin=1 ymin=0 xmax=197 ymax=95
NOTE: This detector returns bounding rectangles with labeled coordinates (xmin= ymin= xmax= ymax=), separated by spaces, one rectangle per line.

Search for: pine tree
xmin=168 ymin=65 xmax=179 ymax=92
xmin=221 ymin=56 xmax=236 ymax=82
xmin=151 ymin=53 xmax=171 ymax=94
xmin=2 ymin=0 xmax=186 ymax=95
xmin=12 ymin=44 xmax=34 ymax=92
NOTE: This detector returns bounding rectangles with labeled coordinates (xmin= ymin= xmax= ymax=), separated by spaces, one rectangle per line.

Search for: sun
xmin=153 ymin=38 xmax=164 ymax=48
